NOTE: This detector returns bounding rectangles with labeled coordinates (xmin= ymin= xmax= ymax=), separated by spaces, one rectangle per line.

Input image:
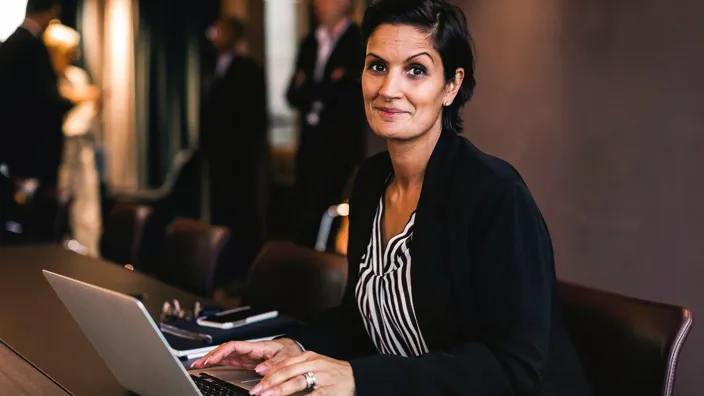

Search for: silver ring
xmin=303 ymin=371 xmax=316 ymax=390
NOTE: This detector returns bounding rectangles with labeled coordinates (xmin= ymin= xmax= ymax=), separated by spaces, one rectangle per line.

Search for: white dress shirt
xmin=313 ymin=18 xmax=351 ymax=82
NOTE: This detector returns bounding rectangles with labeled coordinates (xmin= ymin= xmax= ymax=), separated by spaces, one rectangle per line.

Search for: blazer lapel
xmin=321 ymin=24 xmax=356 ymax=81
xmin=348 ymin=154 xmax=390 ymax=282
xmin=409 ymin=130 xmax=463 ymax=345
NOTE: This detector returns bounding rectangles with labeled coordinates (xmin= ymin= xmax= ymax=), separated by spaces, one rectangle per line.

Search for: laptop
xmin=43 ymin=270 xmax=302 ymax=396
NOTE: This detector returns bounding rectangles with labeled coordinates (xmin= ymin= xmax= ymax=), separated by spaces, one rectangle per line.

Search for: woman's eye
xmin=368 ymin=63 xmax=386 ymax=73
xmin=408 ymin=66 xmax=427 ymax=77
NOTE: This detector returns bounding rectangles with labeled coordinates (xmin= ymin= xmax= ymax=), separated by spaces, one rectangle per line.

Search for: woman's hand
xmin=250 ymin=351 xmax=355 ymax=396
xmin=190 ymin=338 xmax=303 ymax=370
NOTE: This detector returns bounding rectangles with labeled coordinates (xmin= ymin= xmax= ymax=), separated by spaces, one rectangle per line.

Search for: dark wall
xmin=456 ymin=0 xmax=704 ymax=393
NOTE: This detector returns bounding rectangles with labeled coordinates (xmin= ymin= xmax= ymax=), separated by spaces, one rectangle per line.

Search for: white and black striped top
xmin=355 ymin=195 xmax=429 ymax=357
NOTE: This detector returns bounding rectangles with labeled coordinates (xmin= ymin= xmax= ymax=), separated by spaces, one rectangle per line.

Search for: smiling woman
xmin=191 ymin=1 xmax=593 ymax=395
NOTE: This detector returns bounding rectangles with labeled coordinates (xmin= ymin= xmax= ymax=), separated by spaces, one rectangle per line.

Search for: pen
xmin=159 ymin=323 xmax=213 ymax=344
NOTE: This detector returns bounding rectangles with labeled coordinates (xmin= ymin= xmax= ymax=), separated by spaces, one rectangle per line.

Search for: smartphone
xmin=196 ymin=306 xmax=279 ymax=329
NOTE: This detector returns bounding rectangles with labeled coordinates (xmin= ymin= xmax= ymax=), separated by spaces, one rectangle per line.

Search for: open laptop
xmin=43 ymin=270 xmax=301 ymax=396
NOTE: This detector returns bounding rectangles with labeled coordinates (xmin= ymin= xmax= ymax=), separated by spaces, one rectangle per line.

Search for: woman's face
xmin=362 ymin=24 xmax=461 ymax=141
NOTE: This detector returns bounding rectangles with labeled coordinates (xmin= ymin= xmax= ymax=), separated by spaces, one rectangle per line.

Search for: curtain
xmin=134 ymin=0 xmax=218 ymax=187
xmin=102 ymin=0 xmax=138 ymax=188
xmin=75 ymin=0 xmax=138 ymax=189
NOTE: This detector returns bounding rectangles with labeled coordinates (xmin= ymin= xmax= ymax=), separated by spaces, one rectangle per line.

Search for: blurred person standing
xmin=287 ymin=0 xmax=366 ymax=248
xmin=44 ymin=21 xmax=102 ymax=257
xmin=200 ymin=17 xmax=268 ymax=275
xmin=0 ymin=0 xmax=97 ymax=239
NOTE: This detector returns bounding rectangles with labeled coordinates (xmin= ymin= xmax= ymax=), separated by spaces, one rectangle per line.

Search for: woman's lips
xmin=376 ymin=106 xmax=407 ymax=118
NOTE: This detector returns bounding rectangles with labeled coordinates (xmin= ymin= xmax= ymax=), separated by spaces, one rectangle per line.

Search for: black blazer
xmin=0 ymin=27 xmax=72 ymax=187
xmin=285 ymin=23 xmax=366 ymax=169
xmin=289 ymin=130 xmax=592 ymax=395
xmin=199 ymin=53 xmax=268 ymax=163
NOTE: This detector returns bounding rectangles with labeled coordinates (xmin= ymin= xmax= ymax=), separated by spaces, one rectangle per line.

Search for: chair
xmin=243 ymin=241 xmax=348 ymax=322
xmin=155 ymin=218 xmax=231 ymax=297
xmin=99 ymin=202 xmax=153 ymax=270
xmin=108 ymin=149 xmax=202 ymax=219
xmin=557 ymin=280 xmax=693 ymax=396
xmin=19 ymin=188 xmax=71 ymax=244
xmin=107 ymin=149 xmax=203 ymax=265
xmin=315 ymin=203 xmax=349 ymax=254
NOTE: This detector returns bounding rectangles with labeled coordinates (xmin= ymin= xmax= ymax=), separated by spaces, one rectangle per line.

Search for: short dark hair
xmin=361 ymin=0 xmax=476 ymax=134
xmin=220 ymin=17 xmax=246 ymax=43
xmin=26 ymin=0 xmax=58 ymax=15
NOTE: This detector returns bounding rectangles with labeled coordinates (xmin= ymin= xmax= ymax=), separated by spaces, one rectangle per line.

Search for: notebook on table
xmin=161 ymin=310 xmax=300 ymax=359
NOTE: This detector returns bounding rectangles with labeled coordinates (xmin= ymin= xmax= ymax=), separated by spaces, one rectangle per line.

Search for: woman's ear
xmin=443 ymin=68 xmax=465 ymax=106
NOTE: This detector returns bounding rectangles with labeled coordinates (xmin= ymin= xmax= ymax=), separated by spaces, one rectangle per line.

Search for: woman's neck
xmin=386 ymin=126 xmax=442 ymax=190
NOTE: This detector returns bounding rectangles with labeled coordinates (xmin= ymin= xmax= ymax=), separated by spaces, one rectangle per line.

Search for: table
xmin=0 ymin=340 xmax=68 ymax=395
xmin=0 ymin=245 xmax=210 ymax=395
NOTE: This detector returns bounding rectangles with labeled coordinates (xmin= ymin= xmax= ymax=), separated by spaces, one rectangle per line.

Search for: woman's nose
xmin=378 ymin=73 xmax=403 ymax=100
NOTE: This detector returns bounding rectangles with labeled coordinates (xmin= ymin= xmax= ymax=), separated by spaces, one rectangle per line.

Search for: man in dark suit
xmin=200 ymin=17 xmax=269 ymax=276
xmin=287 ymin=0 xmax=367 ymax=248
xmin=0 ymin=0 xmax=97 ymax=241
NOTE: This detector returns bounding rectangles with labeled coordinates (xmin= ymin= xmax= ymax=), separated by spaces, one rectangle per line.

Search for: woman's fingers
xmin=252 ymin=359 xmax=328 ymax=395
xmin=256 ymin=350 xmax=315 ymax=375
xmin=191 ymin=341 xmax=280 ymax=369
xmin=255 ymin=373 xmax=310 ymax=396
xmin=219 ymin=355 xmax=260 ymax=369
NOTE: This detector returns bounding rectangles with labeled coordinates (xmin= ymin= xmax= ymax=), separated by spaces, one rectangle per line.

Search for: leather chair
xmin=558 ymin=281 xmax=693 ymax=396
xmin=108 ymin=149 xmax=203 ymax=265
xmin=243 ymin=241 xmax=348 ymax=322
xmin=99 ymin=202 xmax=153 ymax=270
xmin=17 ymin=188 xmax=71 ymax=244
xmin=155 ymin=218 xmax=231 ymax=297
xmin=108 ymin=149 xmax=202 ymax=218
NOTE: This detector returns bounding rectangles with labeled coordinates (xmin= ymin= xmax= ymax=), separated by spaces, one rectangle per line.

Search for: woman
xmin=44 ymin=21 xmax=102 ymax=257
xmin=193 ymin=1 xmax=591 ymax=395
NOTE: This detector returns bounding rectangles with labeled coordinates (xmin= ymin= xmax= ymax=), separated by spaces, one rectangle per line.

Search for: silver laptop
xmin=43 ymin=270 xmax=267 ymax=396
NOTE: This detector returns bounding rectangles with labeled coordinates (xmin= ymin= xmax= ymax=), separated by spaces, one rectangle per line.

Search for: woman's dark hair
xmin=361 ymin=0 xmax=476 ymax=134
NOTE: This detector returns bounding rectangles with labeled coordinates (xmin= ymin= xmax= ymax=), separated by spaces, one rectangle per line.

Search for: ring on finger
xmin=303 ymin=372 xmax=316 ymax=390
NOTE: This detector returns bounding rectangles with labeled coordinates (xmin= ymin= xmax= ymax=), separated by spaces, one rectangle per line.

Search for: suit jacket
xmin=286 ymin=23 xmax=366 ymax=173
xmin=289 ymin=129 xmax=592 ymax=395
xmin=0 ymin=27 xmax=72 ymax=187
xmin=199 ymin=53 xmax=268 ymax=165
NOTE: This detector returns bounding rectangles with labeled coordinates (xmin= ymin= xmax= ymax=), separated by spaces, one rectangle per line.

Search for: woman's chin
xmin=371 ymin=124 xmax=409 ymax=140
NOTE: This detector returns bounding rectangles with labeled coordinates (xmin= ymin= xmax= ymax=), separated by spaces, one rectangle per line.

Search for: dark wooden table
xmin=0 ymin=340 xmax=68 ymax=395
xmin=0 ymin=245 xmax=210 ymax=395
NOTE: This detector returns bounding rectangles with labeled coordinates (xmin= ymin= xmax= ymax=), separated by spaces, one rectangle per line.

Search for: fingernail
xmin=254 ymin=364 xmax=265 ymax=374
xmin=250 ymin=385 xmax=262 ymax=394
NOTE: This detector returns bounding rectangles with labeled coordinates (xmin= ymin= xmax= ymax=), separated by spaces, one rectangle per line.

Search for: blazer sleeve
xmin=33 ymin=47 xmax=74 ymax=116
xmin=284 ymin=172 xmax=377 ymax=360
xmin=349 ymin=179 xmax=554 ymax=395
xmin=285 ymin=39 xmax=313 ymax=112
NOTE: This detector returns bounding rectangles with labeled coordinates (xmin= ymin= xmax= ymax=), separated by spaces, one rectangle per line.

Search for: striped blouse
xmin=355 ymin=195 xmax=429 ymax=357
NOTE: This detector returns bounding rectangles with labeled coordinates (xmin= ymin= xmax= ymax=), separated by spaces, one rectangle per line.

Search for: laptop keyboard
xmin=191 ymin=373 xmax=250 ymax=396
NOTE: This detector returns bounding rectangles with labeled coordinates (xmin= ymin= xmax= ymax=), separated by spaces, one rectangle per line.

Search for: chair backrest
xmin=99 ymin=202 xmax=153 ymax=269
xmin=244 ymin=241 xmax=348 ymax=322
xmin=557 ymin=281 xmax=692 ymax=396
xmin=24 ymin=188 xmax=71 ymax=244
xmin=160 ymin=149 xmax=197 ymax=192
xmin=156 ymin=218 xmax=230 ymax=297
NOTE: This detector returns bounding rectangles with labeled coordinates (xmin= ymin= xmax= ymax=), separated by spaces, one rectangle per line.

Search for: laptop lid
xmin=43 ymin=270 xmax=201 ymax=396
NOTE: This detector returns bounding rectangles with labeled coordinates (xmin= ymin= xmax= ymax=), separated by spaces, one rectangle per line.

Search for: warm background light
xmin=0 ymin=0 xmax=28 ymax=42
xmin=102 ymin=0 xmax=137 ymax=189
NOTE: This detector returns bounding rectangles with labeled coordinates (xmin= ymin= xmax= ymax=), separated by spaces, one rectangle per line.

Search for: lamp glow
xmin=0 ymin=0 xmax=28 ymax=42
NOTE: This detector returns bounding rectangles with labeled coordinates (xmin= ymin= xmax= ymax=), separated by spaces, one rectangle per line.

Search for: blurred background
xmin=1 ymin=0 xmax=703 ymax=394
